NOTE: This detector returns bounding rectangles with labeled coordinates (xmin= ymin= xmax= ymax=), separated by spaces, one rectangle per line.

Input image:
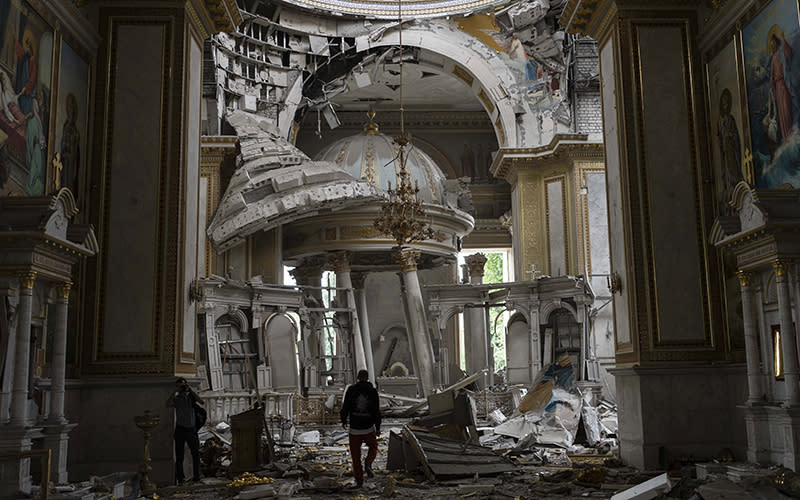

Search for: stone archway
xmin=284 ymin=25 xmax=527 ymax=148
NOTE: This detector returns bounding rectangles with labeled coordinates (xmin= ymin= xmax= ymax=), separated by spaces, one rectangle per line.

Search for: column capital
xmin=737 ymin=270 xmax=752 ymax=288
xmin=328 ymin=251 xmax=351 ymax=273
xmin=395 ymin=248 xmax=420 ymax=273
xmin=290 ymin=256 xmax=326 ymax=286
xmin=773 ymin=259 xmax=790 ymax=278
xmin=18 ymin=271 xmax=37 ymax=290
xmin=351 ymin=271 xmax=368 ymax=290
xmin=56 ymin=281 xmax=73 ymax=300
xmin=464 ymin=253 xmax=488 ymax=277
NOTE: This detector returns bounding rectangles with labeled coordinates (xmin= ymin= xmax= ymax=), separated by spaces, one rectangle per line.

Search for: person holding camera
xmin=166 ymin=377 xmax=204 ymax=484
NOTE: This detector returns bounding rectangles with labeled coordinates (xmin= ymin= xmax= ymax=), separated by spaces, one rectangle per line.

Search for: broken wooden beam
xmin=391 ymin=425 xmax=518 ymax=480
xmin=400 ymin=369 xmax=489 ymax=416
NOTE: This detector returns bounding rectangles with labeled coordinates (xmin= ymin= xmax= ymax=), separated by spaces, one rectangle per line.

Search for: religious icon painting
xmin=707 ymin=38 xmax=746 ymax=215
xmin=741 ymin=0 xmax=800 ymax=188
xmin=54 ymin=39 xmax=89 ymax=199
xmin=0 ymin=0 xmax=54 ymax=197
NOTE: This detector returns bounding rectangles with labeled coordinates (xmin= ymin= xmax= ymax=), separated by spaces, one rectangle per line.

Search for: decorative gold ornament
xmin=328 ymin=250 xmax=351 ymax=273
xmin=742 ymin=148 xmax=755 ymax=186
xmin=736 ymin=270 xmax=751 ymax=288
xmin=53 ymin=153 xmax=63 ymax=191
xmin=773 ymin=259 xmax=788 ymax=278
xmin=395 ymin=248 xmax=420 ymax=272
xmin=18 ymin=271 xmax=37 ymax=290
xmin=56 ymin=281 xmax=73 ymax=299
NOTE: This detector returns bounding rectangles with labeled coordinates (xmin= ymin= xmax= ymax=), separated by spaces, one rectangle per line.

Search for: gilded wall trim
xmin=452 ymin=65 xmax=474 ymax=86
xmin=604 ymin=19 xmax=637 ymax=362
xmin=579 ymin=166 xmax=606 ymax=275
xmin=631 ymin=18 xmax=716 ymax=355
xmin=87 ymin=11 xmax=191 ymax=375
xmin=544 ymin=175 xmax=570 ymax=276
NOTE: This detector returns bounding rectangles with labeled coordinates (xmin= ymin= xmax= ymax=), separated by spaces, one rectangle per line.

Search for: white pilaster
xmin=10 ymin=272 xmax=35 ymax=426
xmin=775 ymin=260 xmax=800 ymax=406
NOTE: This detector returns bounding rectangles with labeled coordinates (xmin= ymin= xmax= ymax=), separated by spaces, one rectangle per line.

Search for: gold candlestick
xmin=134 ymin=410 xmax=160 ymax=495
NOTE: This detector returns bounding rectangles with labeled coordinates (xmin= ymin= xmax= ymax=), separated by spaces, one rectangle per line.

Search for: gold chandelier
xmin=373 ymin=0 xmax=434 ymax=248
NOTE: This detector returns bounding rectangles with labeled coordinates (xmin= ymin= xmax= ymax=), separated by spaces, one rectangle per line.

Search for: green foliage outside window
xmin=483 ymin=253 xmax=506 ymax=370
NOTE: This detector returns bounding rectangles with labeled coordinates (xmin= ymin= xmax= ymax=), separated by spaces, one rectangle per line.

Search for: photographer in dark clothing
xmin=166 ymin=377 xmax=204 ymax=484
xmin=340 ymin=370 xmax=381 ymax=488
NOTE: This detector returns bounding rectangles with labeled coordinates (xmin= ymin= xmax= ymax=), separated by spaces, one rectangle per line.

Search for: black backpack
xmin=194 ymin=403 xmax=207 ymax=430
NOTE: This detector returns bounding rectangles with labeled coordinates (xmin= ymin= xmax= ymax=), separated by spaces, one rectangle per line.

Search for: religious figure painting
xmin=0 ymin=0 xmax=53 ymax=197
xmin=54 ymin=40 xmax=88 ymax=198
xmin=707 ymin=39 xmax=745 ymax=214
xmin=742 ymin=0 xmax=800 ymax=188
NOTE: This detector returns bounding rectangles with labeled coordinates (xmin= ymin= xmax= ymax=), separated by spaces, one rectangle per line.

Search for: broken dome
xmin=207 ymin=111 xmax=385 ymax=252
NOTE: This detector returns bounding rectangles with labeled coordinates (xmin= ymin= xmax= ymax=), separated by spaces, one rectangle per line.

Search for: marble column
xmin=329 ymin=251 xmax=367 ymax=375
xmin=775 ymin=260 xmax=800 ymax=406
xmin=397 ymin=249 xmax=435 ymax=397
xmin=49 ymin=281 xmax=71 ymax=423
xmin=465 ymin=253 xmax=489 ymax=388
xmin=10 ymin=271 xmax=36 ymax=426
xmin=352 ymin=272 xmax=376 ymax=385
xmin=738 ymin=271 xmax=764 ymax=404
xmin=397 ymin=273 xmax=422 ymax=392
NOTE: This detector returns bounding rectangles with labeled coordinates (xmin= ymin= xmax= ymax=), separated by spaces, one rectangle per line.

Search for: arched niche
xmin=505 ymin=312 xmax=530 ymax=385
xmin=375 ymin=323 xmax=413 ymax=376
xmin=264 ymin=313 xmax=300 ymax=392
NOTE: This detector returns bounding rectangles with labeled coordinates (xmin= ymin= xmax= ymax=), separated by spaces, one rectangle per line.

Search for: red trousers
xmin=348 ymin=430 xmax=378 ymax=484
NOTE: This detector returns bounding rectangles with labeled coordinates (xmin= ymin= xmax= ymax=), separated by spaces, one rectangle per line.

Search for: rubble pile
xmin=33 ymin=366 xmax=800 ymax=500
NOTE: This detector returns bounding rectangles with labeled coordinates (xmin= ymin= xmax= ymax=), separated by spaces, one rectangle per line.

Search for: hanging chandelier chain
xmin=398 ymin=0 xmax=404 ymax=137
xmin=373 ymin=0 xmax=435 ymax=252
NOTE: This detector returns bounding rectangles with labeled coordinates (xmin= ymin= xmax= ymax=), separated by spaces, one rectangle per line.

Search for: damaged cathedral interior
xmin=0 ymin=0 xmax=799 ymax=498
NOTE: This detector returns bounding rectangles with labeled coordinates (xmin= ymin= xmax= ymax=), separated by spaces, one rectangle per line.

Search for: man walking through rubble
xmin=341 ymin=369 xmax=381 ymax=488
xmin=167 ymin=377 xmax=204 ymax=485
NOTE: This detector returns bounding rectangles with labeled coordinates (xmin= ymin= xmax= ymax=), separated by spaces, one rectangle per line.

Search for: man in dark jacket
xmin=340 ymin=369 xmax=381 ymax=488
xmin=166 ymin=377 xmax=204 ymax=484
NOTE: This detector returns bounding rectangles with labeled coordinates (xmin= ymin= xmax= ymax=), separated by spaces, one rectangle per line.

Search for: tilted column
xmin=49 ymin=281 xmax=72 ymax=423
xmin=738 ymin=271 xmax=764 ymax=405
xmin=10 ymin=271 xmax=36 ymax=426
xmin=352 ymin=272 xmax=376 ymax=385
xmin=775 ymin=260 xmax=800 ymax=406
xmin=465 ymin=253 xmax=490 ymax=387
xmin=397 ymin=273 xmax=422 ymax=393
xmin=397 ymin=249 xmax=435 ymax=397
xmin=329 ymin=252 xmax=367 ymax=375
xmin=291 ymin=257 xmax=326 ymax=376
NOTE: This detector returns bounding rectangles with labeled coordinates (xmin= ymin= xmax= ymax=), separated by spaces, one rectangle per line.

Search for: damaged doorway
xmin=543 ymin=307 xmax=582 ymax=371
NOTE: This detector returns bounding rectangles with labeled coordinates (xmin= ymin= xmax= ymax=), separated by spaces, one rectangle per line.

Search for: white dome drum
xmin=315 ymin=116 xmax=447 ymax=205
xmin=282 ymin=115 xmax=475 ymax=270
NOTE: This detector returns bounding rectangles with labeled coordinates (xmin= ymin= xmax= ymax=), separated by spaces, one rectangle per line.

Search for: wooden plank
xmin=402 ymin=426 xmax=519 ymax=479
xmin=402 ymin=427 xmax=435 ymax=481
xmin=428 ymin=462 xmax=517 ymax=477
